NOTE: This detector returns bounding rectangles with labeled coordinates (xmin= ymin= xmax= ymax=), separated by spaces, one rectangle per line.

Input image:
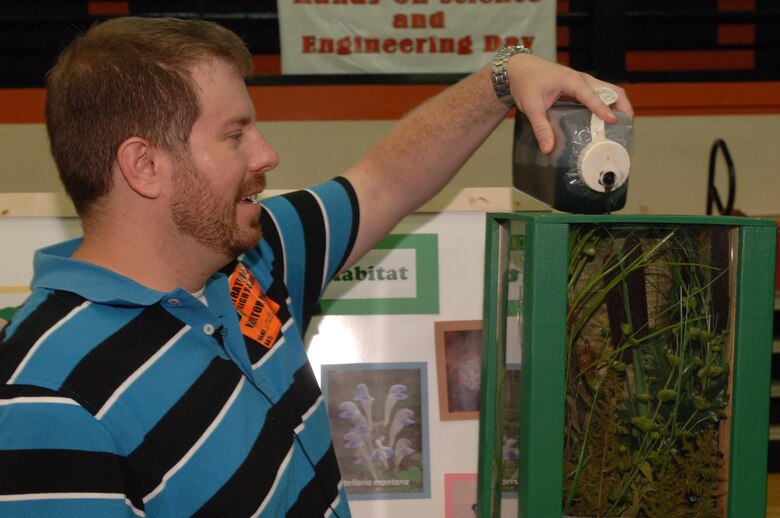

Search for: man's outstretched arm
xmin=341 ymin=52 xmax=632 ymax=269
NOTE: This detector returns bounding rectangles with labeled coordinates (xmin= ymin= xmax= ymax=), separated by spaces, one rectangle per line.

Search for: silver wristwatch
xmin=491 ymin=45 xmax=532 ymax=107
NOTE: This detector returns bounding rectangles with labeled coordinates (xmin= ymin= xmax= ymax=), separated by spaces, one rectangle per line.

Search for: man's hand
xmin=506 ymin=54 xmax=633 ymax=154
xmin=341 ymin=54 xmax=634 ymax=270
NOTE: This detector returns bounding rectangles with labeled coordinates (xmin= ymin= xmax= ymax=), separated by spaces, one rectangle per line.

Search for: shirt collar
xmin=31 ymin=238 xmax=226 ymax=307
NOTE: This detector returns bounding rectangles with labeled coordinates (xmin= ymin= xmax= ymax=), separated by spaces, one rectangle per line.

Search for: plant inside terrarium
xmin=563 ymin=224 xmax=732 ymax=518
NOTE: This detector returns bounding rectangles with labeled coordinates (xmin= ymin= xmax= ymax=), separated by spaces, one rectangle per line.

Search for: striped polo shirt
xmin=0 ymin=178 xmax=359 ymax=517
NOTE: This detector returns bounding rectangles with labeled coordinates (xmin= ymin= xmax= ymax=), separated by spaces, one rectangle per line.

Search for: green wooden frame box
xmin=477 ymin=213 xmax=777 ymax=518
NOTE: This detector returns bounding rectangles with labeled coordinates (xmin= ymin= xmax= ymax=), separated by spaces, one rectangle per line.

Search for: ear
xmin=116 ymin=137 xmax=162 ymax=199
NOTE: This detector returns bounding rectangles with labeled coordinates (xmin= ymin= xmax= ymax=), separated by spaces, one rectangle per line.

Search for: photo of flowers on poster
xmin=321 ymin=362 xmax=430 ymax=500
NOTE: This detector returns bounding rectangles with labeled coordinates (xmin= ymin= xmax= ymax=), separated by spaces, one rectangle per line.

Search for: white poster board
xmin=0 ymin=199 xmax=521 ymax=517
xmin=278 ymin=0 xmax=556 ymax=74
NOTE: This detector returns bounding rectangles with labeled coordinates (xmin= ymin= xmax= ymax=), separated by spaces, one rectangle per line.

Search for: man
xmin=0 ymin=16 xmax=631 ymax=517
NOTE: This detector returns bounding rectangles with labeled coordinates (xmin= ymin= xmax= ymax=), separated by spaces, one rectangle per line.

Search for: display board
xmin=0 ymin=192 xmax=517 ymax=517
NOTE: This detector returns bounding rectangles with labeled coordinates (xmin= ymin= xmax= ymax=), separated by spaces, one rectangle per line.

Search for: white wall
xmin=2 ymin=114 xmax=779 ymax=216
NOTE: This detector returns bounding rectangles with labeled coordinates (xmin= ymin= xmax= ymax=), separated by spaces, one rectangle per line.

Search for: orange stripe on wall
xmin=556 ymin=51 xmax=570 ymax=67
xmin=626 ymin=82 xmax=780 ymax=115
xmin=717 ymin=24 xmax=755 ymax=45
xmin=250 ymin=84 xmax=447 ymax=121
xmin=717 ymin=0 xmax=755 ymax=10
xmin=626 ymin=50 xmax=754 ymax=71
xmin=252 ymin=55 xmax=282 ymax=75
xmin=87 ymin=1 xmax=130 ymax=16
xmin=2 ymin=82 xmax=780 ymax=124
xmin=557 ymin=26 xmax=570 ymax=47
xmin=0 ymin=89 xmax=47 ymax=123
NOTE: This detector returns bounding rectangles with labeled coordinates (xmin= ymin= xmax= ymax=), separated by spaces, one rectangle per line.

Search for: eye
xmin=228 ymin=132 xmax=244 ymax=143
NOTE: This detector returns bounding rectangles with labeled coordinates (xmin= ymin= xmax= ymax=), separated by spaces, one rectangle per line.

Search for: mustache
xmin=239 ymin=173 xmax=266 ymax=199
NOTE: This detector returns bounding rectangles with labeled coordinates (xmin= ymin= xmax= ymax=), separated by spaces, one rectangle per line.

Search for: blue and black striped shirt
xmin=0 ymin=177 xmax=359 ymax=517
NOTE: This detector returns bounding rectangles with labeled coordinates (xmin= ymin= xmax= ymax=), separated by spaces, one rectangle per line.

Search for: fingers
xmin=612 ymin=86 xmax=634 ymax=119
xmin=509 ymin=57 xmax=633 ymax=154
xmin=515 ymin=94 xmax=553 ymax=154
xmin=571 ymin=78 xmax=618 ymax=124
xmin=581 ymin=75 xmax=634 ymax=120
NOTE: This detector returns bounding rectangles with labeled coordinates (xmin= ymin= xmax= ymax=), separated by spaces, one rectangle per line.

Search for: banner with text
xmin=278 ymin=0 xmax=556 ymax=74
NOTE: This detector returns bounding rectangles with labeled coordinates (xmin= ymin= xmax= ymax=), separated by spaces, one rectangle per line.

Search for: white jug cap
xmin=577 ymin=139 xmax=630 ymax=193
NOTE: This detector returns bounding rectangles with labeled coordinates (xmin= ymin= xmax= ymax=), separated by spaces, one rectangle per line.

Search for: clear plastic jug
xmin=512 ymin=90 xmax=632 ymax=214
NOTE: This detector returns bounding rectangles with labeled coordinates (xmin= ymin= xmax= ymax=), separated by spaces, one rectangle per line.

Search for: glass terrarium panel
xmin=477 ymin=219 xmax=526 ymax=518
xmin=563 ymin=223 xmax=734 ymax=517
xmin=478 ymin=213 xmax=776 ymax=518
xmin=500 ymin=220 xmax=525 ymax=499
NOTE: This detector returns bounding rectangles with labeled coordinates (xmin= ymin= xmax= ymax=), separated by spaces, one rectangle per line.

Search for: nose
xmin=248 ymin=127 xmax=279 ymax=174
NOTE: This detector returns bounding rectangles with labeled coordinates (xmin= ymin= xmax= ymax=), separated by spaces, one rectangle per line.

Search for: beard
xmin=170 ymin=154 xmax=262 ymax=259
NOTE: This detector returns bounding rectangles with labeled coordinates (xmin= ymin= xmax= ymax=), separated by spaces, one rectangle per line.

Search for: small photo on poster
xmin=434 ymin=320 xmax=482 ymax=420
xmin=444 ymin=473 xmax=519 ymax=516
xmin=444 ymin=473 xmax=478 ymax=518
xmin=321 ymin=362 xmax=430 ymax=500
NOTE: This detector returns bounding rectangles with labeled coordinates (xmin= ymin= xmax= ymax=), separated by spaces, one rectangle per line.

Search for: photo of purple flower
xmin=322 ymin=363 xmax=430 ymax=500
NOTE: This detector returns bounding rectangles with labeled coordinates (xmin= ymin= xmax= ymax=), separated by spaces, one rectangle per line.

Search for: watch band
xmin=491 ymin=45 xmax=532 ymax=107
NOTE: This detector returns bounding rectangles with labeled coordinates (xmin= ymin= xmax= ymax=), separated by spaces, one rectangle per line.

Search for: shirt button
xmin=167 ymin=298 xmax=181 ymax=306
xmin=203 ymin=323 xmax=215 ymax=336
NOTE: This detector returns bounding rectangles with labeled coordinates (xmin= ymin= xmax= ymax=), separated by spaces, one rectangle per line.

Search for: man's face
xmin=170 ymin=150 xmax=261 ymax=259
xmin=170 ymin=58 xmax=278 ymax=259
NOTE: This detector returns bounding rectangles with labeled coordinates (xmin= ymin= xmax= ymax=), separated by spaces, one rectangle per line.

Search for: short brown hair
xmin=45 ymin=16 xmax=253 ymax=216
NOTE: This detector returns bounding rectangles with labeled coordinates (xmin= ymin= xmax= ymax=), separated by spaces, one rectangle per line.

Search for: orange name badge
xmin=228 ymin=264 xmax=281 ymax=349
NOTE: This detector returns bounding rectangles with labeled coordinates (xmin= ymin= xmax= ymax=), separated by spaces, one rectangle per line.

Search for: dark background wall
xmin=1 ymin=0 xmax=779 ymax=87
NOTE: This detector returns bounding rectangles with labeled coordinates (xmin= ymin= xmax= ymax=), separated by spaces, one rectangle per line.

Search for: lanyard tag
xmin=228 ymin=263 xmax=281 ymax=349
